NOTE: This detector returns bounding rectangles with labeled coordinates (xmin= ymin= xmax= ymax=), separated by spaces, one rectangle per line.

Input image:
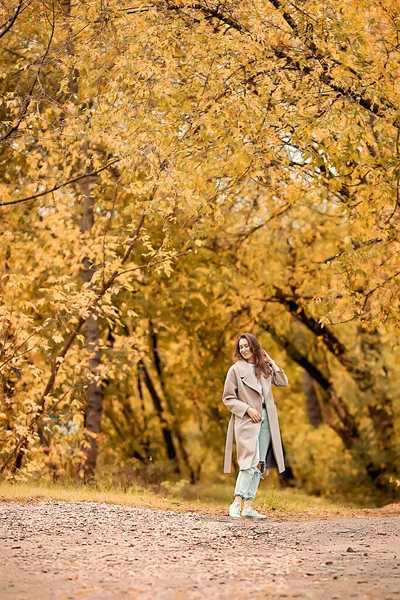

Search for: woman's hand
xmin=246 ymin=407 xmax=262 ymax=422
xmin=262 ymin=349 xmax=277 ymax=369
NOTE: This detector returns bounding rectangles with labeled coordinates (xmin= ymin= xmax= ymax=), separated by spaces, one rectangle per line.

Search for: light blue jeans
xmin=233 ymin=407 xmax=271 ymax=501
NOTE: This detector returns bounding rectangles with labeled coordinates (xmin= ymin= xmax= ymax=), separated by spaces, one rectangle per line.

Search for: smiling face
xmin=239 ymin=337 xmax=253 ymax=362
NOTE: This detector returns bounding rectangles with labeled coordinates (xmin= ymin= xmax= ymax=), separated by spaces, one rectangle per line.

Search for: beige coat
xmin=222 ymin=358 xmax=288 ymax=474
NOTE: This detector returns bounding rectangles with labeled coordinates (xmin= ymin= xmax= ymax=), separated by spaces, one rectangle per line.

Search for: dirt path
xmin=0 ymin=502 xmax=399 ymax=600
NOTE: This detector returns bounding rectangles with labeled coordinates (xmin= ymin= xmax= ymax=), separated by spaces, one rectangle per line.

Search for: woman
xmin=222 ymin=333 xmax=289 ymax=519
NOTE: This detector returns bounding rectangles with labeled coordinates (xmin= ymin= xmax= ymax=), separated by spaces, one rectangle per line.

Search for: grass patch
xmin=0 ymin=480 xmax=206 ymax=513
xmin=0 ymin=478 xmax=366 ymax=519
xmin=182 ymin=481 xmax=356 ymax=517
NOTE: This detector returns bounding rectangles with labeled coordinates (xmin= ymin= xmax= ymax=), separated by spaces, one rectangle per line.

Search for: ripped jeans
xmin=233 ymin=407 xmax=271 ymax=501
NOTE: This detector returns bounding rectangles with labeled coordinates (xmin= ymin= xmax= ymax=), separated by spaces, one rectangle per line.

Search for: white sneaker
xmin=228 ymin=501 xmax=241 ymax=518
xmin=242 ymin=507 xmax=266 ymax=519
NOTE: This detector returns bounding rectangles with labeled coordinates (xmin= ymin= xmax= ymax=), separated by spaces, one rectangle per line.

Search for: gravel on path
xmin=0 ymin=501 xmax=399 ymax=600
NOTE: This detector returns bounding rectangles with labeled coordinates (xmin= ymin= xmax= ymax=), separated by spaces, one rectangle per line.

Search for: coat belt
xmin=224 ymin=414 xmax=235 ymax=473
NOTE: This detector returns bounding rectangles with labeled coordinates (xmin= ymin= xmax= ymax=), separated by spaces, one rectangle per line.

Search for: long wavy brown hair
xmin=233 ymin=333 xmax=273 ymax=380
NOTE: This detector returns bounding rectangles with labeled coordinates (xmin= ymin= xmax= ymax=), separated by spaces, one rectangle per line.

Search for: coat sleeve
xmin=272 ymin=366 xmax=289 ymax=387
xmin=222 ymin=366 xmax=249 ymax=418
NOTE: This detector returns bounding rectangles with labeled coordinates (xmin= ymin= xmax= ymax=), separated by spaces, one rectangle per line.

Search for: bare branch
xmin=0 ymin=0 xmax=26 ymax=40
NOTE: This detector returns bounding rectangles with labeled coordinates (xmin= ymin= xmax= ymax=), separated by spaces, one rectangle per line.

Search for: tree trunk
xmin=303 ymin=372 xmax=322 ymax=428
xmin=79 ymin=171 xmax=105 ymax=480
xmin=357 ymin=326 xmax=398 ymax=493
xmin=278 ymin=444 xmax=296 ymax=488
xmin=82 ymin=312 xmax=104 ymax=481
xmin=138 ymin=360 xmax=180 ymax=471
xmin=150 ymin=324 xmax=197 ymax=482
xmin=63 ymin=0 xmax=105 ymax=483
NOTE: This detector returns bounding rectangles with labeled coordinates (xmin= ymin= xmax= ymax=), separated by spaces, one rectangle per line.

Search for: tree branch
xmin=0 ymin=0 xmax=55 ymax=143
xmin=0 ymin=159 xmax=120 ymax=207
xmin=152 ymin=1 xmax=400 ymax=129
xmin=0 ymin=0 xmax=25 ymax=40
xmin=268 ymin=0 xmax=398 ymax=117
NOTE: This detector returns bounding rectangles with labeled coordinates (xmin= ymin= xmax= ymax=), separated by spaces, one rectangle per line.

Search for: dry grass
xmin=0 ymin=478 xmax=374 ymax=519
xmin=0 ymin=480 xmax=206 ymax=513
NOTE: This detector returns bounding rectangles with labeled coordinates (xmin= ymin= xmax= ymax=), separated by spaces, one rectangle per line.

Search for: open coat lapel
xmin=235 ymin=359 xmax=264 ymax=396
